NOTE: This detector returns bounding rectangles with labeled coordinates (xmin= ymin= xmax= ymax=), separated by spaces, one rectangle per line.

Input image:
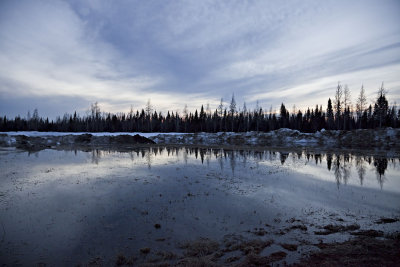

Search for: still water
xmin=0 ymin=147 xmax=399 ymax=265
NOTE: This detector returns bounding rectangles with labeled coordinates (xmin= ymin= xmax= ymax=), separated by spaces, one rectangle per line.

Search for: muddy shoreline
xmin=105 ymin=222 xmax=400 ymax=267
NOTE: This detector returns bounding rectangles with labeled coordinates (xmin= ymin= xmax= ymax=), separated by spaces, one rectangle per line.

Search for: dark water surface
xmin=0 ymin=147 xmax=399 ymax=266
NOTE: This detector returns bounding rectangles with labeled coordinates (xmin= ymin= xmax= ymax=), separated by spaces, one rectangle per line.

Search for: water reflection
xmin=374 ymin=158 xmax=388 ymax=189
xmin=45 ymin=147 xmax=399 ymax=190
xmin=280 ymin=152 xmax=288 ymax=165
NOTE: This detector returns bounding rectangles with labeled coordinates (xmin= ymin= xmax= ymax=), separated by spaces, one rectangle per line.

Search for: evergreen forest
xmin=1 ymin=83 xmax=398 ymax=133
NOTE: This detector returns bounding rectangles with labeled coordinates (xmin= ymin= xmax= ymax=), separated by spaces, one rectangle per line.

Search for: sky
xmin=0 ymin=0 xmax=400 ymax=119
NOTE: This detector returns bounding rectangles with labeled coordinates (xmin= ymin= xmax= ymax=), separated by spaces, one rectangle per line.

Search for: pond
xmin=0 ymin=147 xmax=399 ymax=266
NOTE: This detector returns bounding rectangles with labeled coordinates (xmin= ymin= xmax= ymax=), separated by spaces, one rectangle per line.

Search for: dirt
xmin=180 ymin=238 xmax=219 ymax=257
xmin=295 ymin=235 xmax=400 ymax=267
xmin=350 ymin=229 xmax=384 ymax=237
xmin=287 ymin=224 xmax=308 ymax=232
xmin=375 ymin=217 xmax=399 ymax=224
xmin=110 ymin=232 xmax=400 ymax=266
xmin=225 ymin=256 xmax=241 ymax=263
xmin=115 ymin=254 xmax=136 ymax=266
xmin=314 ymin=223 xmax=360 ymax=235
xmin=140 ymin=247 xmax=151 ymax=254
xmin=280 ymin=243 xmax=298 ymax=251
xmin=235 ymin=251 xmax=287 ymax=267
xmin=113 ymin=236 xmax=276 ymax=266
xmin=248 ymin=227 xmax=269 ymax=236
xmin=221 ymin=235 xmax=273 ymax=256
xmin=175 ymin=256 xmax=219 ymax=267
xmin=237 ymin=240 xmax=273 ymax=255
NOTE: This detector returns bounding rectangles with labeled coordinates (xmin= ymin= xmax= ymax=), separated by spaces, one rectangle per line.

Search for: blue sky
xmin=0 ymin=0 xmax=399 ymax=119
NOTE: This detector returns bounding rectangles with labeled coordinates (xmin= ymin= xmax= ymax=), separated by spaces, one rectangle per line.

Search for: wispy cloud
xmin=0 ymin=0 xmax=399 ymax=118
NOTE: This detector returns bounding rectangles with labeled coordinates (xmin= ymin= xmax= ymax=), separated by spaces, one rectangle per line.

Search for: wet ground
xmin=0 ymin=146 xmax=399 ymax=266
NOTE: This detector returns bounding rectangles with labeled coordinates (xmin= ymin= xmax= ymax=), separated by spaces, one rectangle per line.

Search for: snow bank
xmin=148 ymin=128 xmax=400 ymax=149
xmin=0 ymin=128 xmax=399 ymax=150
xmin=0 ymin=131 xmax=187 ymax=138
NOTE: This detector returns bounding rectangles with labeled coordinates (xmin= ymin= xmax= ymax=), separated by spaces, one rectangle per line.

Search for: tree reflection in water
xmin=374 ymin=158 xmax=388 ymax=189
xmin=333 ymin=155 xmax=343 ymax=188
xmin=280 ymin=152 xmax=289 ymax=165
xmin=229 ymin=151 xmax=236 ymax=175
xmin=355 ymin=156 xmax=366 ymax=185
xmin=146 ymin=147 xmax=152 ymax=169
xmin=80 ymin=147 xmax=395 ymax=189
xmin=326 ymin=153 xmax=332 ymax=171
xmin=342 ymin=154 xmax=351 ymax=185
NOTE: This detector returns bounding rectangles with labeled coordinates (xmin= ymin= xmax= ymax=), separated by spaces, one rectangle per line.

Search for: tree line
xmin=1 ymin=83 xmax=398 ymax=133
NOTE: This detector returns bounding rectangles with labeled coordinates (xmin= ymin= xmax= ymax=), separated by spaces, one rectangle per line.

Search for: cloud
xmin=0 ymin=1 xmax=163 ymax=114
xmin=0 ymin=0 xmax=399 ymax=118
xmin=250 ymin=63 xmax=400 ymax=110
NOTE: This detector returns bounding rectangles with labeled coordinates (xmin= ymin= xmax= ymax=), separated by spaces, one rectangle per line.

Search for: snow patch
xmin=0 ymin=131 xmax=188 ymax=138
xmin=0 ymin=128 xmax=399 ymax=149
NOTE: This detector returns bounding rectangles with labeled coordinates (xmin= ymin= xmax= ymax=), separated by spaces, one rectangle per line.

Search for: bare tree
xmin=145 ymin=99 xmax=152 ymax=117
xmin=243 ymin=102 xmax=249 ymax=131
xmin=205 ymin=103 xmax=211 ymax=132
xmin=229 ymin=93 xmax=237 ymax=116
xmin=91 ymin=102 xmax=101 ymax=120
xmin=218 ymin=98 xmax=224 ymax=117
xmin=292 ymin=104 xmax=296 ymax=116
xmin=206 ymin=103 xmax=211 ymax=116
xmin=343 ymin=85 xmax=351 ymax=130
xmin=145 ymin=99 xmax=153 ymax=131
xmin=175 ymin=110 xmax=180 ymax=131
xmin=393 ymin=101 xmax=398 ymax=128
xmin=256 ymin=100 xmax=260 ymax=114
xmin=32 ymin=108 xmax=39 ymax=130
xmin=229 ymin=94 xmax=236 ymax=131
xmin=343 ymin=85 xmax=351 ymax=110
xmin=377 ymin=81 xmax=387 ymax=97
xmin=183 ymin=104 xmax=188 ymax=132
xmin=218 ymin=98 xmax=224 ymax=131
xmin=128 ymin=105 xmax=134 ymax=120
xmin=183 ymin=104 xmax=188 ymax=118
xmin=90 ymin=102 xmax=101 ymax=131
xmin=334 ymin=82 xmax=343 ymax=129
